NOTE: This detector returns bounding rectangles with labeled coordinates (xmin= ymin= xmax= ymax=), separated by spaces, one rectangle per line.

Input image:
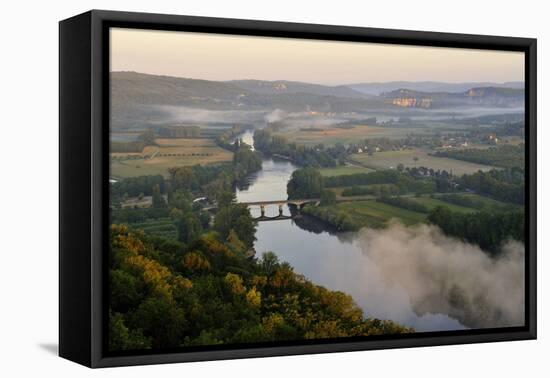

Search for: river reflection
xmin=235 ymin=130 xmax=465 ymax=332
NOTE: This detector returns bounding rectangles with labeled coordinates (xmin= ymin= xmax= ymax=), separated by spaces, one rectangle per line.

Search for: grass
xmin=336 ymin=200 xmax=427 ymax=227
xmin=318 ymin=192 xmax=513 ymax=230
xmin=432 ymin=193 xmax=516 ymax=211
xmin=350 ymin=148 xmax=496 ymax=176
xmin=273 ymin=125 xmax=428 ymax=146
xmin=409 ymin=197 xmax=475 ymax=214
xmin=111 ymin=137 xmax=233 ymax=178
xmin=319 ymin=165 xmax=375 ymax=177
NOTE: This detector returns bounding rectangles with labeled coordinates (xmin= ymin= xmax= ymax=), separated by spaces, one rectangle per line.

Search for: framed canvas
xmin=59 ymin=10 xmax=536 ymax=368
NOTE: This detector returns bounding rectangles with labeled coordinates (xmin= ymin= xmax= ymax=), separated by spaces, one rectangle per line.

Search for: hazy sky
xmin=110 ymin=28 xmax=524 ymax=85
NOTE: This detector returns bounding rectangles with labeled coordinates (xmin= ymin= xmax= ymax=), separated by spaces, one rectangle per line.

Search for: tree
xmin=110 ymin=269 xmax=143 ymax=313
xmin=224 ymin=273 xmax=245 ymax=295
xmin=245 ymin=287 xmax=262 ymax=308
xmin=320 ymin=189 xmax=337 ymax=206
xmin=177 ymin=213 xmax=202 ymax=244
xmin=138 ymin=129 xmax=156 ymax=145
xmin=226 ymin=229 xmax=246 ymax=253
xmin=397 ymin=163 xmax=405 ymax=172
xmin=233 ymin=147 xmax=262 ymax=178
xmin=130 ymin=297 xmax=186 ymax=349
xmin=214 ymin=204 xmax=257 ymax=248
xmin=287 ymin=167 xmax=324 ymax=199
xmin=170 ymin=190 xmax=192 ymax=212
xmin=216 ymin=191 xmax=236 ymax=208
xmin=152 ymin=184 xmax=166 ymax=208
xmin=260 ymin=252 xmax=279 ymax=276
xmin=109 ymin=312 xmax=151 ymax=351
xmin=182 ymin=251 xmax=211 ymax=272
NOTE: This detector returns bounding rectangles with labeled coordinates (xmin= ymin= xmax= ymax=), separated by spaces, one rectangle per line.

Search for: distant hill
xmin=348 ymin=81 xmax=524 ymax=95
xmin=111 ymin=71 xmax=251 ymax=109
xmin=111 ymin=72 xmax=389 ymax=129
xmin=227 ymin=79 xmax=369 ymax=98
xmin=381 ymin=87 xmax=525 ymax=108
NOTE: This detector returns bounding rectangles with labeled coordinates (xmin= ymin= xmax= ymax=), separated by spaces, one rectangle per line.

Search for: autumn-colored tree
xmin=182 ymin=251 xmax=211 ymax=272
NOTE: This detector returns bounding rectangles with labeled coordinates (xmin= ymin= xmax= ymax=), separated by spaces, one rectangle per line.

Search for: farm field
xmin=409 ymin=197 xmax=475 ymax=214
xmin=432 ymin=193 xmax=516 ymax=211
xmin=318 ymin=165 xmax=375 ymax=177
xmin=111 ymin=145 xmax=158 ymax=159
xmin=273 ymin=125 xmax=433 ymax=146
xmin=350 ymin=148 xmax=496 ymax=175
xmin=336 ymin=200 xmax=427 ymax=227
xmin=128 ymin=217 xmax=178 ymax=240
xmin=110 ymin=137 xmax=233 ymax=178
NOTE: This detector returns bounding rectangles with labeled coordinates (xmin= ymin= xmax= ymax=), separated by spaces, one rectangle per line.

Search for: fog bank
xmin=356 ymin=222 xmax=525 ymax=329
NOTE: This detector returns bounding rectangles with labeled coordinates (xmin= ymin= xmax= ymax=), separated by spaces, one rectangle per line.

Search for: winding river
xmin=235 ymin=130 xmax=465 ymax=332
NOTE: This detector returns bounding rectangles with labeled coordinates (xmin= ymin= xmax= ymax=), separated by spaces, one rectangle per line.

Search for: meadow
xmin=350 ymin=148 xmax=496 ymax=175
xmin=318 ymin=165 xmax=375 ymax=177
xmin=273 ymin=124 xmax=431 ymax=146
xmin=336 ymin=200 xmax=427 ymax=227
xmin=110 ymin=137 xmax=233 ymax=178
xmin=410 ymin=196 xmax=475 ymax=214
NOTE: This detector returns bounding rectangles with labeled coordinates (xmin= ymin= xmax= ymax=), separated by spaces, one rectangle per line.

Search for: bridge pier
xmin=260 ymin=205 xmax=265 ymax=218
xmin=278 ymin=204 xmax=283 ymax=216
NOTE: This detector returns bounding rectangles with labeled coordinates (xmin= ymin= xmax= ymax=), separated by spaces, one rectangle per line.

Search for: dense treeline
xmin=111 ymin=130 xmax=156 ymax=153
xmin=111 ymin=141 xmax=146 ymax=153
xmin=254 ymin=129 xmax=345 ymax=167
xmin=428 ymin=206 xmax=524 ymax=253
xmin=434 ymin=145 xmax=525 ymax=169
xmin=111 ymin=175 xmax=165 ymax=199
xmin=287 ymin=168 xmax=324 ymax=199
xmin=215 ymin=125 xmax=251 ymax=151
xmin=157 ymin=126 xmax=201 ymax=138
xmin=111 ymin=207 xmax=171 ymax=224
xmin=109 ymin=223 xmax=412 ymax=351
xmin=301 ymin=205 xmax=363 ymax=231
xmin=458 ymin=168 xmax=524 ymax=205
xmin=168 ymin=164 xmax=232 ymax=194
xmin=166 ymin=146 xmax=262 ymax=197
xmin=324 ymin=170 xmax=402 ymax=188
xmin=233 ymin=147 xmax=263 ymax=180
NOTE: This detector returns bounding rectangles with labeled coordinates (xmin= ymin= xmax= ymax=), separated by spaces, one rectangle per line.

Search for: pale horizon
xmin=110 ymin=28 xmax=524 ymax=86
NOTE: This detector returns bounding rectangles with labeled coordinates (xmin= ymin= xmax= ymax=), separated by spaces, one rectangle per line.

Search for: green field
xmin=273 ymin=125 xmax=431 ymax=146
xmin=432 ymin=193 xmax=516 ymax=211
xmin=409 ymin=197 xmax=475 ymax=214
xmin=336 ymin=200 xmax=427 ymax=227
xmin=319 ymin=165 xmax=375 ymax=177
xmin=350 ymin=148 xmax=496 ymax=176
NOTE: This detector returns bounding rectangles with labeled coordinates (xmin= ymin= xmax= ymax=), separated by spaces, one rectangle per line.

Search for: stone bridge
xmin=241 ymin=199 xmax=320 ymax=221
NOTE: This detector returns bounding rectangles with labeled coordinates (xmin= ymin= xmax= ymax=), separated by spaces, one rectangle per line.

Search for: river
xmin=235 ymin=130 xmax=465 ymax=332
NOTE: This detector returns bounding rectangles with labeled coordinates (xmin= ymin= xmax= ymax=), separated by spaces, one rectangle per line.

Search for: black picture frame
xmin=59 ymin=9 xmax=537 ymax=368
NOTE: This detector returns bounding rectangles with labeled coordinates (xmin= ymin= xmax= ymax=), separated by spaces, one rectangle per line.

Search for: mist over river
xmin=235 ymin=130 xmax=468 ymax=332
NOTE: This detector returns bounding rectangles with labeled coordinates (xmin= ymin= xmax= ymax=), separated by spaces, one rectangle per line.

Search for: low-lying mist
xmin=352 ymin=222 xmax=525 ymax=330
xmin=160 ymin=105 xmax=268 ymax=124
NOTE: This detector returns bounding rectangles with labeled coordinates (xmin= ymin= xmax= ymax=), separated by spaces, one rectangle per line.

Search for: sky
xmin=110 ymin=27 xmax=524 ymax=86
